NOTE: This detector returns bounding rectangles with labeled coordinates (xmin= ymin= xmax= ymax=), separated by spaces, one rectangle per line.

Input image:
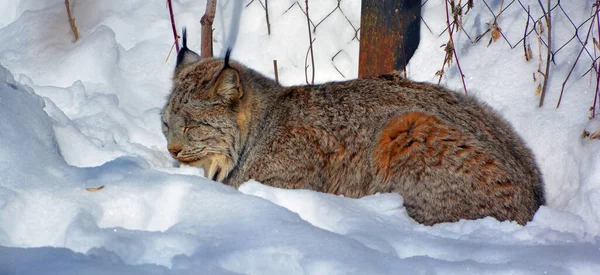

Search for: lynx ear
xmin=213 ymin=67 xmax=243 ymax=103
xmin=175 ymin=28 xmax=201 ymax=71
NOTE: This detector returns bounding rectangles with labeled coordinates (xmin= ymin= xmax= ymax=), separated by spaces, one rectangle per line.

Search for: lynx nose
xmin=168 ymin=145 xmax=182 ymax=158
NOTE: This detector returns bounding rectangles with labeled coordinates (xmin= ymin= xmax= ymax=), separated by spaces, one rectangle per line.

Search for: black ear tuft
xmin=182 ymin=28 xmax=188 ymax=49
xmin=223 ymin=48 xmax=232 ymax=70
xmin=175 ymin=27 xmax=201 ymax=71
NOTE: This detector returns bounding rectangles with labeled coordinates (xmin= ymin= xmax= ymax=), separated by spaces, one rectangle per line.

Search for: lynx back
xmin=162 ymin=33 xmax=545 ymax=225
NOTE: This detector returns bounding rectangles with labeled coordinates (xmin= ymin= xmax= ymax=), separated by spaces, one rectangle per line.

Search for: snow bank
xmin=0 ymin=0 xmax=599 ymax=274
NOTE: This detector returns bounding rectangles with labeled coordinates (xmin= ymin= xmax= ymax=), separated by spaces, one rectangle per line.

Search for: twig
xmin=443 ymin=0 xmax=468 ymax=94
xmin=400 ymin=35 xmax=407 ymax=78
xmin=201 ymin=0 xmax=217 ymax=58
xmin=523 ymin=6 xmax=532 ymax=61
xmin=497 ymin=0 xmax=506 ymax=19
xmin=593 ymin=0 xmax=600 ymax=118
xmin=557 ymin=3 xmax=597 ymax=108
xmin=166 ymin=0 xmax=180 ymax=52
xmin=305 ymin=38 xmax=316 ymax=85
xmin=436 ymin=42 xmax=452 ymax=84
xmin=537 ymin=0 xmax=551 ymax=107
xmin=273 ymin=60 xmax=279 ymax=84
xmin=531 ymin=24 xmax=543 ymax=95
xmin=265 ymin=0 xmax=271 ymax=35
xmin=65 ymin=0 xmax=79 ymax=42
xmin=305 ymin=0 xmax=315 ymax=85
xmin=591 ymin=128 xmax=600 ymax=139
xmin=166 ymin=40 xmax=178 ymax=62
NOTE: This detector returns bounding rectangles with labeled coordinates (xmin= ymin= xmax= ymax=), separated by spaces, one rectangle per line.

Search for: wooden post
xmin=358 ymin=0 xmax=421 ymax=78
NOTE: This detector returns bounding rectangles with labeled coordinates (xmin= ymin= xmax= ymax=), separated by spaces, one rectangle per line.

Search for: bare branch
xmin=167 ymin=0 xmax=180 ymax=52
xmin=440 ymin=0 xmax=468 ymax=94
xmin=537 ymin=0 xmax=551 ymax=107
xmin=305 ymin=0 xmax=315 ymax=85
xmin=65 ymin=0 xmax=79 ymax=42
xmin=592 ymin=0 xmax=600 ymax=118
xmin=557 ymin=2 xmax=597 ymax=108
xmin=273 ymin=60 xmax=279 ymax=84
xmin=201 ymin=0 xmax=217 ymax=58
xmin=265 ymin=0 xmax=271 ymax=35
xmin=523 ymin=6 xmax=532 ymax=61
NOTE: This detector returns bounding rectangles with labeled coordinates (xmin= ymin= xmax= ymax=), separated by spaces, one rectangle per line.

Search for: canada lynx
xmin=162 ymin=33 xmax=545 ymax=225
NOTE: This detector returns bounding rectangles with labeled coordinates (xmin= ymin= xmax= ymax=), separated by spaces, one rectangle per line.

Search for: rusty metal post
xmin=358 ymin=0 xmax=421 ymax=78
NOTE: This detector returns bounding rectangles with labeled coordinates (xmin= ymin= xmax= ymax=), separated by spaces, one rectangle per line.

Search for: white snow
xmin=1 ymin=0 xmax=599 ymax=274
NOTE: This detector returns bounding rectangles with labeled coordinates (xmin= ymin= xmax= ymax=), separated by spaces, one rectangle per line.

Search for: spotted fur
xmin=162 ymin=38 xmax=544 ymax=225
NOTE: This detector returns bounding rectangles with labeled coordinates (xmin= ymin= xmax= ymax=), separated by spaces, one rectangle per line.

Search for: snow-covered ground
xmin=1 ymin=0 xmax=599 ymax=274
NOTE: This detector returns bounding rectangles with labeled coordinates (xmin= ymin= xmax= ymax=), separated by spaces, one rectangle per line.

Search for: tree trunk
xmin=201 ymin=0 xmax=217 ymax=58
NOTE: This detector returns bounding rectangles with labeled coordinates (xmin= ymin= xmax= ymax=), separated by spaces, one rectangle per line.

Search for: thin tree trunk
xmin=201 ymin=0 xmax=217 ymax=58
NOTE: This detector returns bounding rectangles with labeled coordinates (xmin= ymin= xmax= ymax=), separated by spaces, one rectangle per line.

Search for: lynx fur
xmin=162 ymin=33 xmax=545 ymax=225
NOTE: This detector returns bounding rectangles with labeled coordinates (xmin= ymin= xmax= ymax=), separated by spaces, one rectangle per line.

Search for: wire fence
xmin=429 ymin=0 xmax=599 ymax=111
xmin=244 ymin=0 xmax=600 ymax=116
xmin=246 ymin=0 xmax=360 ymax=40
xmin=245 ymin=0 xmax=361 ymax=79
xmin=443 ymin=0 xmax=599 ymax=70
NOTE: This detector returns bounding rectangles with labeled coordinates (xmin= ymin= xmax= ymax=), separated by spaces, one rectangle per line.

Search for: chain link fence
xmin=244 ymin=0 xmax=599 ymax=114
xmin=245 ymin=0 xmax=361 ymax=79
xmin=441 ymin=0 xmax=599 ymax=69
xmin=428 ymin=0 xmax=599 ymax=110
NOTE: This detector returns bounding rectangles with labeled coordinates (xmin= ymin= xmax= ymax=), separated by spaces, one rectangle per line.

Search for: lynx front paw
xmin=191 ymin=154 xmax=233 ymax=182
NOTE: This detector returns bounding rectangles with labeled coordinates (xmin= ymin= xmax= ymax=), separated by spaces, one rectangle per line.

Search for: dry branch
xmin=265 ymin=0 xmax=271 ymax=35
xmin=591 ymin=128 xmax=600 ymax=139
xmin=65 ymin=0 xmax=79 ymax=42
xmin=167 ymin=0 xmax=180 ymax=53
xmin=593 ymin=0 xmax=600 ymax=118
xmin=273 ymin=60 xmax=279 ymax=84
xmin=201 ymin=0 xmax=217 ymax=58
xmin=537 ymin=0 xmax=552 ymax=107
xmin=400 ymin=35 xmax=407 ymax=79
xmin=556 ymin=2 xmax=597 ymax=108
xmin=304 ymin=0 xmax=315 ymax=85
xmin=523 ymin=6 xmax=532 ymax=61
xmin=438 ymin=0 xmax=468 ymax=94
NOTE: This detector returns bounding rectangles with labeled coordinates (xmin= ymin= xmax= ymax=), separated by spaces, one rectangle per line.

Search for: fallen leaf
xmin=582 ymin=130 xmax=590 ymax=139
xmin=492 ymin=29 xmax=501 ymax=42
xmin=86 ymin=185 xmax=105 ymax=192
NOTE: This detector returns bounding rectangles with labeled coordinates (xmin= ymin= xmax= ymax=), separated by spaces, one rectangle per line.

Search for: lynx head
xmin=162 ymin=30 xmax=245 ymax=182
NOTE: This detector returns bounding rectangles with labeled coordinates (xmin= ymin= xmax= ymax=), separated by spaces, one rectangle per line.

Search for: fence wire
xmin=245 ymin=0 xmax=360 ymax=79
xmin=245 ymin=0 xmax=600 ymax=113
xmin=426 ymin=0 xmax=599 ymax=111
xmin=433 ymin=0 xmax=599 ymax=73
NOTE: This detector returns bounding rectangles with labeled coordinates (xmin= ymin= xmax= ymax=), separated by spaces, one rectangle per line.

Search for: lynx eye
xmin=183 ymin=127 xmax=190 ymax=133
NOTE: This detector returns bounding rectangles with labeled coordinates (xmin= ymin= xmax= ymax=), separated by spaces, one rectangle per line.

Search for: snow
xmin=0 ymin=0 xmax=599 ymax=274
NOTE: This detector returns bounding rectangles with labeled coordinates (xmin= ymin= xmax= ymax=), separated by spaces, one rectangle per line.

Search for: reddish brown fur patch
xmin=372 ymin=112 xmax=443 ymax=181
xmin=236 ymin=91 xmax=252 ymax=141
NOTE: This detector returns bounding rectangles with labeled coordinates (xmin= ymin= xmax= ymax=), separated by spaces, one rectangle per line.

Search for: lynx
xmin=162 ymin=33 xmax=545 ymax=225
